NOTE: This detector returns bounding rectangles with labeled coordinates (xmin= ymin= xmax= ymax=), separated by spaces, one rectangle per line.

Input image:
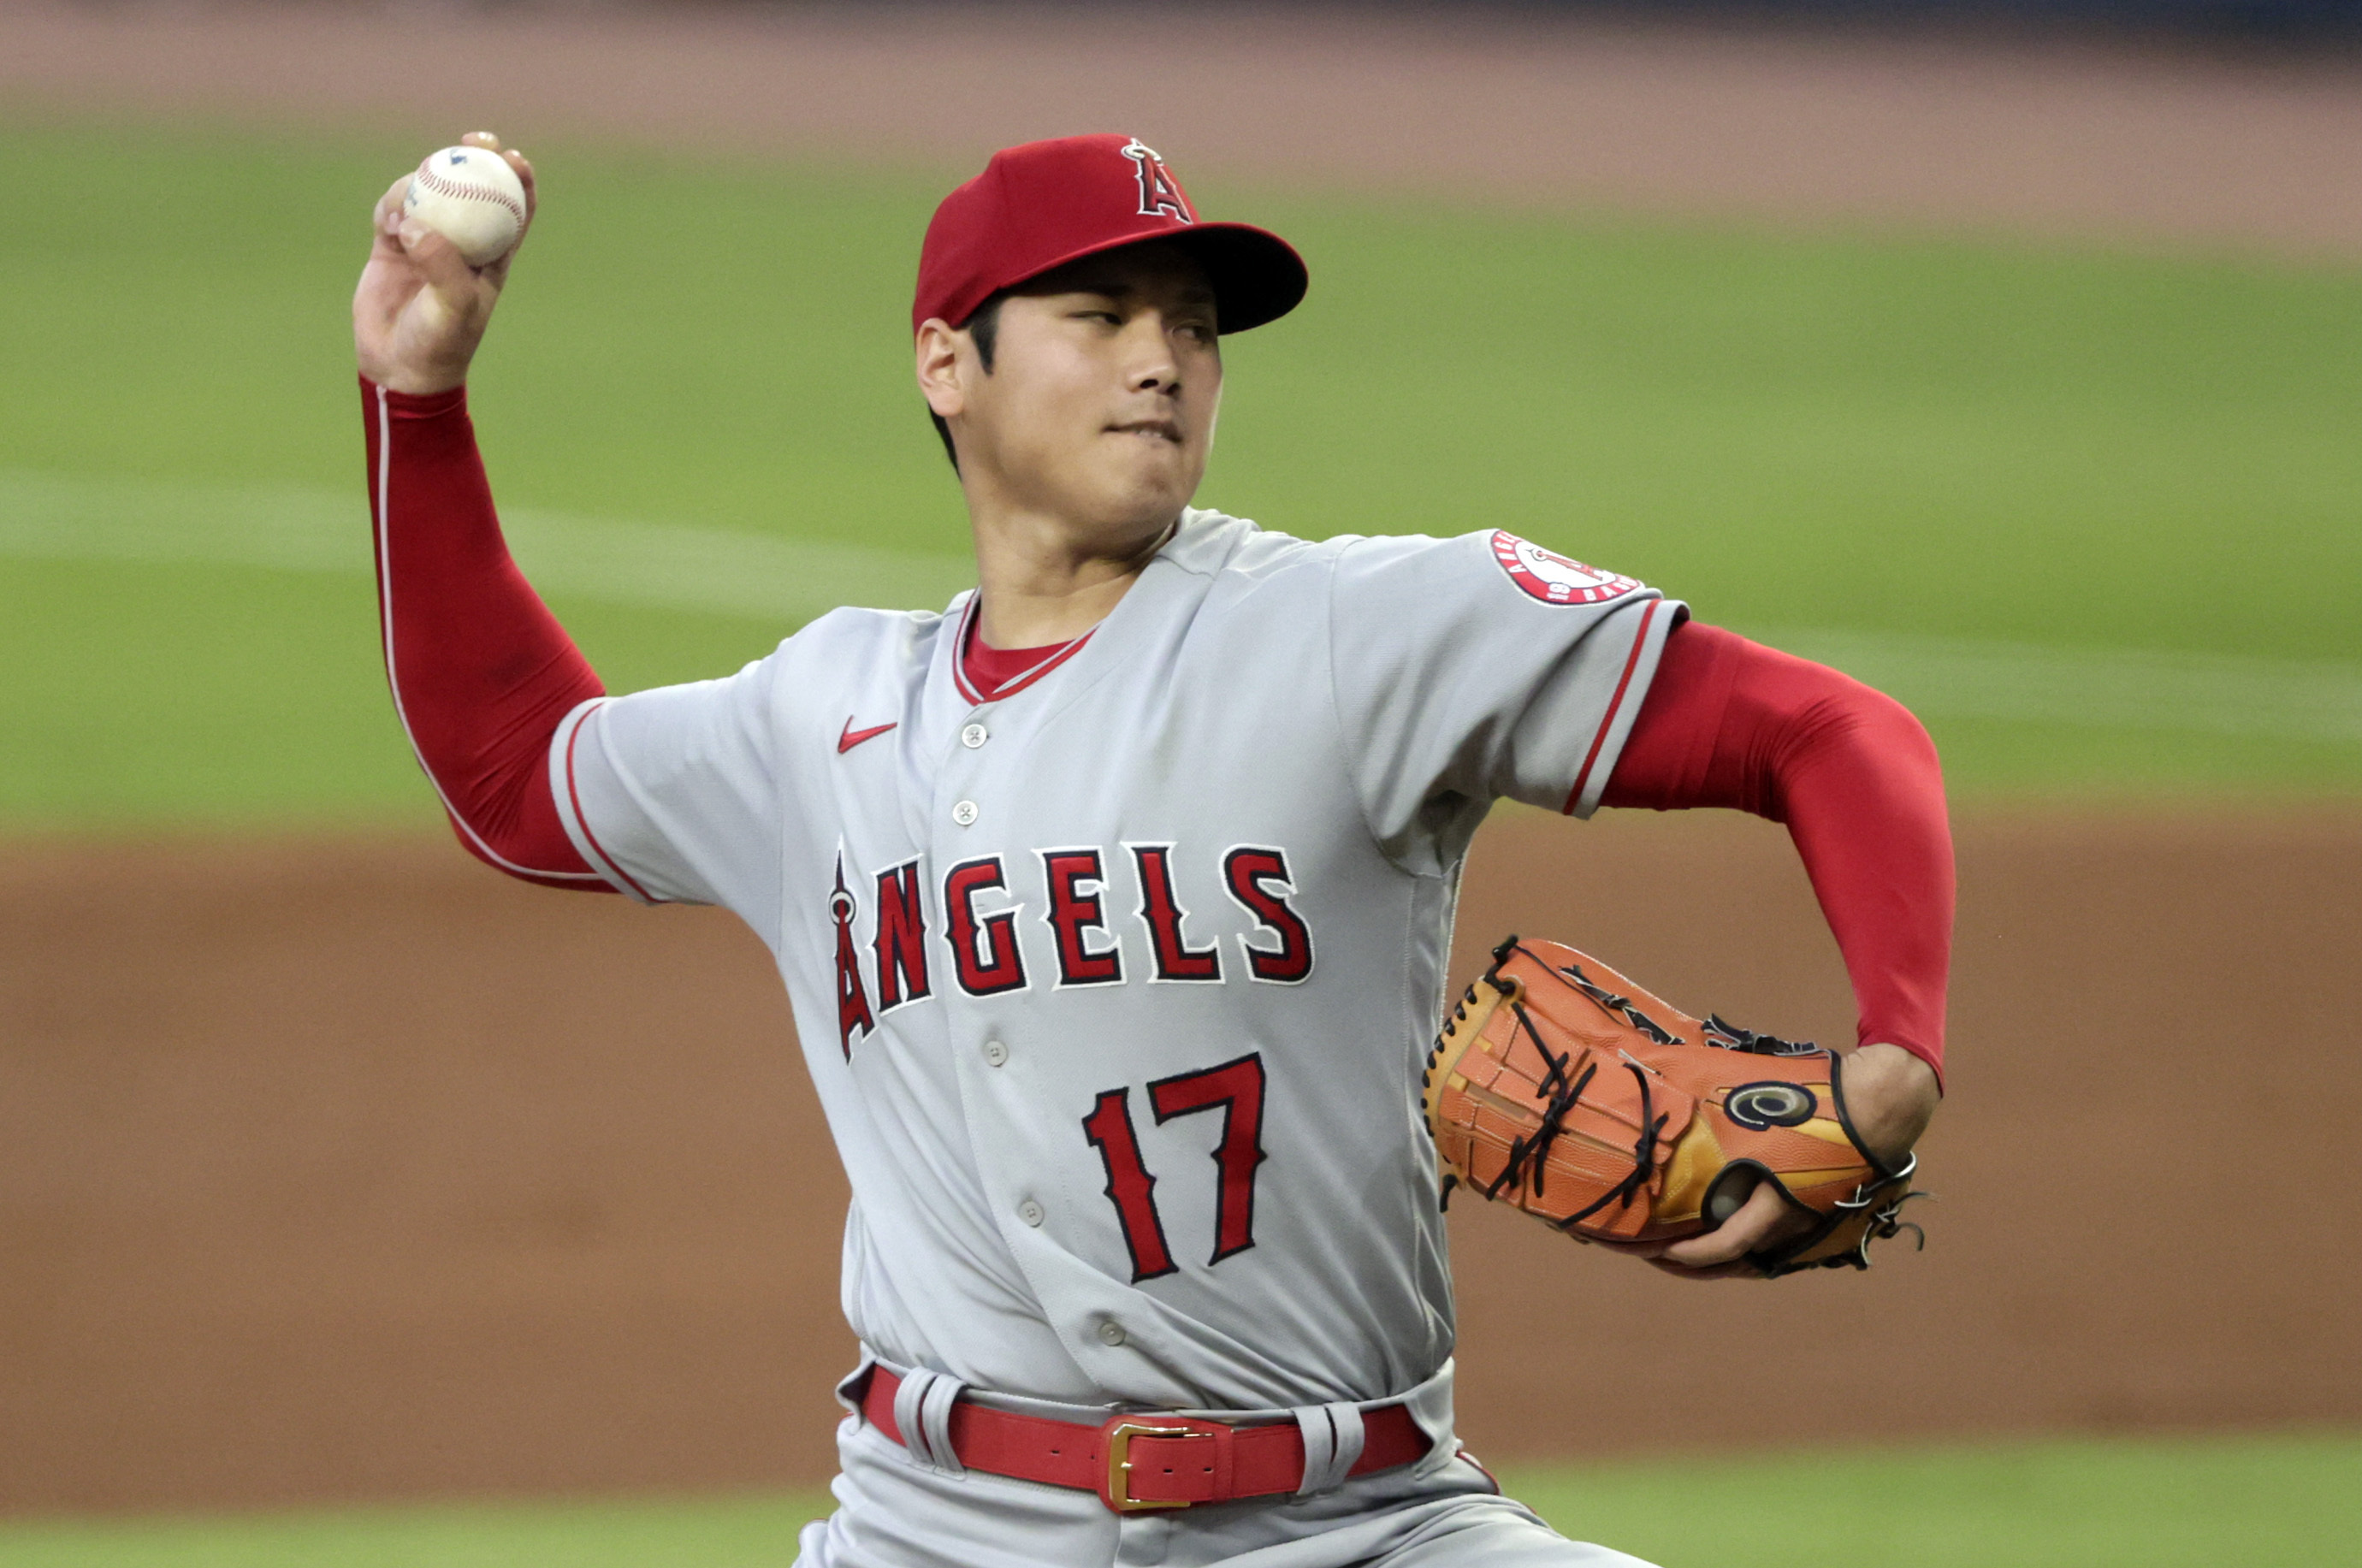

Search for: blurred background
xmin=2 ymin=1 xmax=2357 ymax=1563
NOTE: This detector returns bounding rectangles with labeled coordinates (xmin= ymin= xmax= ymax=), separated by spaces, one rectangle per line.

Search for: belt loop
xmin=892 ymin=1366 xmax=969 ymax=1477
xmin=1291 ymin=1400 xmax=1365 ymax=1495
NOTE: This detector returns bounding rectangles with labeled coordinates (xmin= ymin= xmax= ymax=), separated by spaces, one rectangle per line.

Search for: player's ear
xmin=915 ymin=319 xmax=968 ymax=418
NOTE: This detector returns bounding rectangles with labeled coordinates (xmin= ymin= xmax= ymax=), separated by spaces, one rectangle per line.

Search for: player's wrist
xmin=1844 ymin=1042 xmax=1940 ymax=1168
xmin=358 ymin=370 xmax=469 ymax=416
xmin=354 ymin=323 xmax=475 ymax=398
xmin=378 ymin=365 xmax=470 ymax=398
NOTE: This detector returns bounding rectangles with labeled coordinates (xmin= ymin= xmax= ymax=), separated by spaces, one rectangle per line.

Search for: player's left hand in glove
xmin=354 ymin=132 xmax=536 ymax=394
xmin=1423 ymin=936 xmax=1931 ymax=1278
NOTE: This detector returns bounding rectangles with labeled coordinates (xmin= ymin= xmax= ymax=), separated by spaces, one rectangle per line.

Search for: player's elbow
xmin=437 ymin=772 xmax=613 ymax=892
xmin=1759 ymin=664 xmax=1945 ymax=812
xmin=1846 ymin=679 xmax=1942 ymax=778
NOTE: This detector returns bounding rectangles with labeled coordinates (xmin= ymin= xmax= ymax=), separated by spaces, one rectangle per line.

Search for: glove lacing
xmin=1481 ymin=977 xmax=1668 ymax=1228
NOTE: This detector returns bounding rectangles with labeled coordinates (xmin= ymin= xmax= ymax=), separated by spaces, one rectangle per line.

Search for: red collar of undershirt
xmin=953 ymin=595 xmax=1093 ymax=706
xmin=953 ymin=520 xmax=1180 ymax=705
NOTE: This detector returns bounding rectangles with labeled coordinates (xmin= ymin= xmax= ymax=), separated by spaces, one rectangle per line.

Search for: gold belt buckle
xmin=1102 ymin=1419 xmax=1211 ymax=1512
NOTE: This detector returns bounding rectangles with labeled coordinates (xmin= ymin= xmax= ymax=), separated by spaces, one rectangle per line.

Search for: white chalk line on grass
xmin=1747 ymin=628 xmax=2362 ymax=748
xmin=0 ymin=469 xmax=977 ymax=625
xmin=5 ymin=469 xmax=2358 ymax=746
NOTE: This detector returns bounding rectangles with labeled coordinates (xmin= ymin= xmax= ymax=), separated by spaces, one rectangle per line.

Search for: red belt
xmin=860 ymin=1366 xmax=1429 ymax=1512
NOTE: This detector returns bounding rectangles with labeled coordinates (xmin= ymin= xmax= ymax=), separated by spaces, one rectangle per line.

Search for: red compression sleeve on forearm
xmin=1601 ymin=620 xmax=1954 ymax=1084
xmin=361 ymin=376 xmax=611 ymax=890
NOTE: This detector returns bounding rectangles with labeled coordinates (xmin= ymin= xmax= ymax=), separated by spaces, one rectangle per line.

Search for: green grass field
xmin=3 ymin=121 xmax=2359 ymax=827
xmin=0 ymin=1433 xmax=2353 ymax=1566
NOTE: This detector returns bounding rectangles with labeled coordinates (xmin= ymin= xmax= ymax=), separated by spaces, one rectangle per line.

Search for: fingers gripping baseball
xmin=354 ymin=133 xmax=537 ymax=395
xmin=1648 ymin=1176 xmax=1803 ymax=1275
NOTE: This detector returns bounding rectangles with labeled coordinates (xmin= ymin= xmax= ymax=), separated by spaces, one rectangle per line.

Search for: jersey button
xmin=961 ymin=723 xmax=989 ymax=749
xmin=1018 ymin=1199 xmax=1045 ymax=1228
xmin=1097 ymin=1321 xmax=1127 ymax=1347
xmin=951 ymin=799 xmax=980 ymax=826
xmin=982 ymin=1039 xmax=1009 ymax=1068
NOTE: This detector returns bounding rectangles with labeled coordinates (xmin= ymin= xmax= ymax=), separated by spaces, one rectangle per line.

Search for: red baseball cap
xmin=914 ymin=134 xmax=1307 ymax=336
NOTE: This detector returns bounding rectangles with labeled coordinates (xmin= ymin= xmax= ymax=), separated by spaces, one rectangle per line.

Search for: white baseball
xmin=402 ymin=145 xmax=528 ymax=268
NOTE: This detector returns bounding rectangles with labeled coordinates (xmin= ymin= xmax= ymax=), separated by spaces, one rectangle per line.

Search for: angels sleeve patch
xmin=1489 ymin=530 xmax=1640 ymax=606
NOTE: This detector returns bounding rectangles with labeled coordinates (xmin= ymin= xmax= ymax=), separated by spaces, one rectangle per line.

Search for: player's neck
xmin=965 ymin=501 xmax=1178 ymax=649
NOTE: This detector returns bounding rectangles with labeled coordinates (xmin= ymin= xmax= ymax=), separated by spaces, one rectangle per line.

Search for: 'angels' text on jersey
xmin=832 ymin=842 xmax=1314 ymax=1053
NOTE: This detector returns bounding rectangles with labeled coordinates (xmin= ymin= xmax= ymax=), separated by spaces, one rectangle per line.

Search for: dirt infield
xmin=9 ymin=0 xmax=2362 ymax=256
xmin=3 ymin=809 xmax=2356 ymax=1516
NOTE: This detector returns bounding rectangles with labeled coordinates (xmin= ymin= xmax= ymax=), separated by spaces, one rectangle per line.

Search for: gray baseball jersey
xmin=550 ymin=509 xmax=1675 ymax=1416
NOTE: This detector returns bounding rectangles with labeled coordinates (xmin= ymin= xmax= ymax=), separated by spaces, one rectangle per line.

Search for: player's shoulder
xmin=681 ymin=601 xmax=953 ymax=728
xmin=1336 ymin=528 xmax=1647 ymax=609
xmin=1156 ymin=506 xmax=1329 ymax=580
xmin=1169 ymin=511 xmax=1650 ymax=614
xmin=1159 ymin=506 xmax=1423 ymax=592
xmin=767 ymin=598 xmax=959 ymax=672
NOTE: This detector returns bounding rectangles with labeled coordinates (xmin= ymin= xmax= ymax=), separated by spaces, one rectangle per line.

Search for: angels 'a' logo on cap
xmin=1489 ymin=530 xmax=1639 ymax=606
xmin=1121 ymin=138 xmax=1194 ymax=224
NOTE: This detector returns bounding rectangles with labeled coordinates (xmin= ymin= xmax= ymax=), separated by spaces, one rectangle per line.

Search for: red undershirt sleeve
xmin=360 ymin=376 xmax=613 ymax=891
xmin=1601 ymin=619 xmax=1954 ymax=1086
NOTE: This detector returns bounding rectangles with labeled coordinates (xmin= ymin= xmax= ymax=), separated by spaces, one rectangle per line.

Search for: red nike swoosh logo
xmin=838 ymin=719 xmax=897 ymax=754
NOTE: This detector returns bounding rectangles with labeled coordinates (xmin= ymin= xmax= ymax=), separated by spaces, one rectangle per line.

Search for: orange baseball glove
xmin=1422 ymin=936 xmax=1927 ymax=1277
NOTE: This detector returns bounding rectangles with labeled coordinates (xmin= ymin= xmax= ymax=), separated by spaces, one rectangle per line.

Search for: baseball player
xmin=353 ymin=132 xmax=1950 ymax=1565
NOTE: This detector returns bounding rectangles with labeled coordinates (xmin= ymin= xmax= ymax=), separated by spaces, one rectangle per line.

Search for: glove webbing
xmin=1556 ymin=960 xmax=1680 ymax=1045
xmin=1480 ymin=962 xmax=1668 ymax=1228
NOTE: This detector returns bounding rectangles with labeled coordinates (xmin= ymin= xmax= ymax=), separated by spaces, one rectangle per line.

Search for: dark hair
xmin=930 ymin=294 xmax=1003 ymax=473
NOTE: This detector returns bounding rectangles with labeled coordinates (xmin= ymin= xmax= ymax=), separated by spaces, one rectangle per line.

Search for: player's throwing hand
xmin=354 ymin=132 xmax=536 ymax=395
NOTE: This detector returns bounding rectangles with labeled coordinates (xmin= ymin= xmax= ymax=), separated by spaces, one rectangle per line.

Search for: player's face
xmin=956 ymin=244 xmax=1222 ymax=540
